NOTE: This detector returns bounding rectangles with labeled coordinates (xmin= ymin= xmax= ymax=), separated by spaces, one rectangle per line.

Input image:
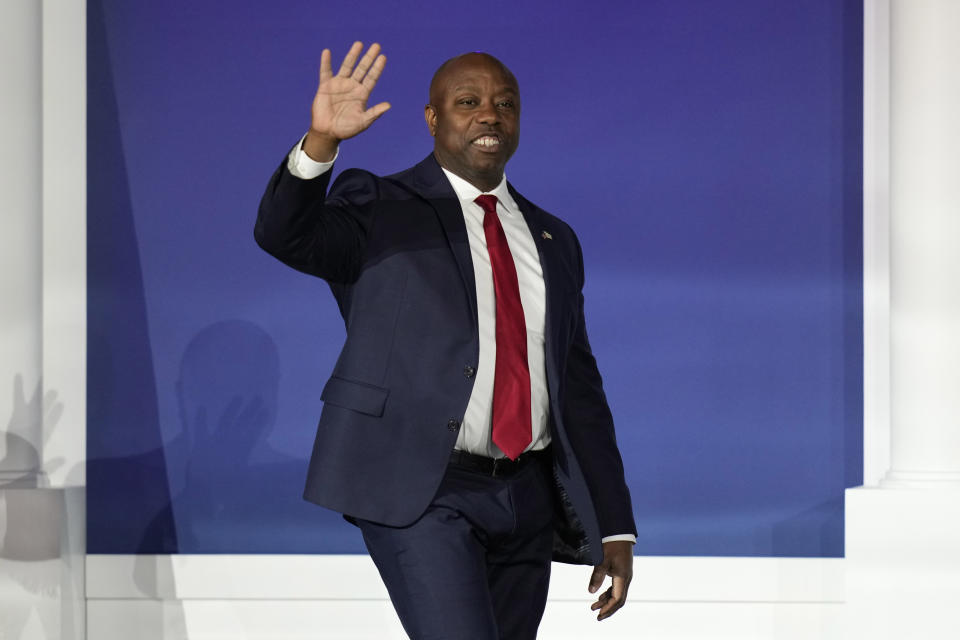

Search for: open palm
xmin=311 ymin=42 xmax=390 ymax=142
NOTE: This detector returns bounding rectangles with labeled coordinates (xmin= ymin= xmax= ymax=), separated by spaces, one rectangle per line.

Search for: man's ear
xmin=424 ymin=104 xmax=437 ymax=137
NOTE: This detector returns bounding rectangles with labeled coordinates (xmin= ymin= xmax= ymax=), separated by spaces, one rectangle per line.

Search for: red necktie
xmin=475 ymin=194 xmax=532 ymax=460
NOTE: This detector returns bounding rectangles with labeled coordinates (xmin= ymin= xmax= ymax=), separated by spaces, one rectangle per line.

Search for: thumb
xmin=363 ymin=102 xmax=391 ymax=126
xmin=588 ymin=564 xmax=607 ymax=594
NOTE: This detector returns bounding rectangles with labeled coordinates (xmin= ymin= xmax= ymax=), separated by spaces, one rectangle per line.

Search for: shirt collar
xmin=441 ymin=168 xmax=517 ymax=216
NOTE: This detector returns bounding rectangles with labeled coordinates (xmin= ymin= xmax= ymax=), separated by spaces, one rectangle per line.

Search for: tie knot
xmin=474 ymin=194 xmax=498 ymax=216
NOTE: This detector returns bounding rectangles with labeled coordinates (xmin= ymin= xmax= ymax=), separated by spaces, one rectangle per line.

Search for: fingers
xmin=319 ymin=48 xmax=333 ymax=85
xmin=588 ymin=551 xmax=632 ymax=621
xmin=589 ymin=587 xmax=609 ymax=610
xmin=590 ymin=586 xmax=621 ymax=618
xmin=337 ymin=41 xmax=364 ymax=77
xmin=330 ymin=42 xmax=385 ymax=86
xmin=607 ymin=574 xmax=626 ymax=617
xmin=590 ymin=576 xmax=627 ymax=620
xmin=351 ymin=43 xmax=381 ymax=82
xmin=361 ymin=53 xmax=387 ymax=91
xmin=313 ymin=42 xmax=389 ymax=139
xmin=363 ymin=101 xmax=392 ymax=125
xmin=587 ymin=564 xmax=606 ymax=594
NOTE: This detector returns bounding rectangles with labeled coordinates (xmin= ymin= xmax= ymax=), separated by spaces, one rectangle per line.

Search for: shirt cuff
xmin=600 ymin=534 xmax=637 ymax=544
xmin=286 ymin=133 xmax=338 ymax=180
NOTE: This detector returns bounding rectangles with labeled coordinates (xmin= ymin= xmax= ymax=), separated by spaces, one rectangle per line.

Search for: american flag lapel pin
xmin=541 ymin=230 xmax=553 ymax=240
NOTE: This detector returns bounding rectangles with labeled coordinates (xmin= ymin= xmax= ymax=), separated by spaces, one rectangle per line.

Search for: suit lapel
xmin=403 ymin=157 xmax=565 ymax=378
xmin=409 ymin=154 xmax=478 ymax=327
xmin=509 ymin=184 xmax=564 ymax=402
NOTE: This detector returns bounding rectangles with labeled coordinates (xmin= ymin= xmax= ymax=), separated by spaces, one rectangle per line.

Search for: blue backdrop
xmin=87 ymin=0 xmax=863 ymax=556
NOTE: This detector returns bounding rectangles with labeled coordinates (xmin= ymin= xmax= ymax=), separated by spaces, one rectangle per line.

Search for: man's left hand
xmin=588 ymin=540 xmax=634 ymax=621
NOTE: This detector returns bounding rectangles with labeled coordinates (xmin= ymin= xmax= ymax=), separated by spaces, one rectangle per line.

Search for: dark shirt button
xmin=447 ymin=418 xmax=460 ymax=431
xmin=463 ymin=365 xmax=476 ymax=378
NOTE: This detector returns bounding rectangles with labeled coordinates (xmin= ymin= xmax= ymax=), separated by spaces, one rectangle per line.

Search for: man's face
xmin=425 ymin=54 xmax=520 ymax=191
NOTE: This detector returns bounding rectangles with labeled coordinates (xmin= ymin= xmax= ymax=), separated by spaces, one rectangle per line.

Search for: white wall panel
xmin=0 ymin=0 xmax=43 ymax=485
xmin=86 ymin=555 xmax=844 ymax=640
xmin=1 ymin=2 xmax=85 ymax=640
xmin=87 ymin=599 xmax=846 ymax=640
xmin=41 ymin=0 xmax=87 ymax=490
xmin=863 ymin=0 xmax=892 ymax=488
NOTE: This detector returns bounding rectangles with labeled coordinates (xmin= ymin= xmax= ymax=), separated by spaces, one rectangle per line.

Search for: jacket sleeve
xmin=560 ymin=234 xmax=638 ymax=539
xmin=254 ymin=150 xmax=381 ymax=284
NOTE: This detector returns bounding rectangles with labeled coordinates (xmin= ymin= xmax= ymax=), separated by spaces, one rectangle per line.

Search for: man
xmin=256 ymin=42 xmax=636 ymax=639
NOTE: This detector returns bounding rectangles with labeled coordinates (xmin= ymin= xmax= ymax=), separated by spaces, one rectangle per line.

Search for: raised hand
xmin=304 ymin=41 xmax=391 ymax=161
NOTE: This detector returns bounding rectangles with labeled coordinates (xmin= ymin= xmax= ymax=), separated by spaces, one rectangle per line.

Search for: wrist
xmin=303 ymin=130 xmax=339 ymax=162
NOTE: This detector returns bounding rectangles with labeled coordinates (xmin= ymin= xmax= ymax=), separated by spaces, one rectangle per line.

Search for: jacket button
xmin=447 ymin=418 xmax=460 ymax=431
xmin=463 ymin=365 xmax=476 ymax=378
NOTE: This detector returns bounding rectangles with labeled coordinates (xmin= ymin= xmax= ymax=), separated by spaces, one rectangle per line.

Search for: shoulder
xmin=327 ymin=163 xmax=422 ymax=207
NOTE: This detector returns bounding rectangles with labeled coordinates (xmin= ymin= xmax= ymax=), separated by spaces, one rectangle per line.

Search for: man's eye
xmin=498 ymin=101 xmax=515 ymax=109
xmin=459 ymin=99 xmax=476 ymax=105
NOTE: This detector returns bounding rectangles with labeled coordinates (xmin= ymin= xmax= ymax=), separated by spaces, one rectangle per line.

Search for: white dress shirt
xmin=441 ymin=168 xmax=551 ymax=458
xmin=288 ymin=140 xmax=636 ymax=544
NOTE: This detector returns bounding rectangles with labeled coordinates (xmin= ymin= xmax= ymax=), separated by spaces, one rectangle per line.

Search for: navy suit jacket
xmin=255 ymin=151 xmax=635 ymax=565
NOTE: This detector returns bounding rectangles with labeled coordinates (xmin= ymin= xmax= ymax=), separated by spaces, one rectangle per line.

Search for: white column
xmin=40 ymin=0 xmax=88 ymax=636
xmin=883 ymin=0 xmax=960 ymax=488
xmin=42 ymin=0 xmax=88 ymax=491
xmin=0 ymin=1 xmax=86 ymax=639
xmin=0 ymin=0 xmax=42 ymax=481
xmin=0 ymin=3 xmax=56 ymax=638
xmin=862 ymin=0 xmax=892 ymax=487
xmin=847 ymin=1 xmax=960 ymax=637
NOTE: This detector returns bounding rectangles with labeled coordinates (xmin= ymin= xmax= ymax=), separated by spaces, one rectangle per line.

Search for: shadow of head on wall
xmin=167 ymin=319 xmax=306 ymax=550
xmin=175 ymin=319 xmax=281 ymax=473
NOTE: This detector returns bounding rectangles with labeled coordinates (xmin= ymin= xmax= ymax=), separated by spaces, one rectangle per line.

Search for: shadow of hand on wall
xmin=1 ymin=375 xmax=65 ymax=567
xmin=0 ymin=375 xmax=64 ymax=489
xmin=175 ymin=392 xmax=272 ymax=540
xmin=0 ymin=375 xmax=68 ymax=640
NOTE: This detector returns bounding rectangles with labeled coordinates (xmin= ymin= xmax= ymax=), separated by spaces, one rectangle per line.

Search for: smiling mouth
xmin=471 ymin=135 xmax=501 ymax=149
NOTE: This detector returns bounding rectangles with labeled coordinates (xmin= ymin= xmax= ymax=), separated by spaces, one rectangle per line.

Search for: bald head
xmin=429 ymin=52 xmax=518 ymax=105
xmin=424 ymin=51 xmax=520 ymax=191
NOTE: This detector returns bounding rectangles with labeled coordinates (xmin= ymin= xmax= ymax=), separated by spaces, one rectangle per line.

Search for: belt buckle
xmin=491 ymin=457 xmax=502 ymax=477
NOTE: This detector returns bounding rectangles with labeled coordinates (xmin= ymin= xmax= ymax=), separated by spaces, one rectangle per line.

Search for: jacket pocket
xmin=320 ymin=376 xmax=390 ymax=417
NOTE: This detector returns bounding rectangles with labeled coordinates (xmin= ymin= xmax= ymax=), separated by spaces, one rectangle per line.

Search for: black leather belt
xmin=448 ymin=447 xmax=551 ymax=477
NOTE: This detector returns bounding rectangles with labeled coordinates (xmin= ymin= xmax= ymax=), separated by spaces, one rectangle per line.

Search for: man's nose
xmin=476 ymin=101 xmax=499 ymax=124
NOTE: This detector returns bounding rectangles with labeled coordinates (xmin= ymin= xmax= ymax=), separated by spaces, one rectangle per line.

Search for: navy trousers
xmin=357 ymin=455 xmax=555 ymax=640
